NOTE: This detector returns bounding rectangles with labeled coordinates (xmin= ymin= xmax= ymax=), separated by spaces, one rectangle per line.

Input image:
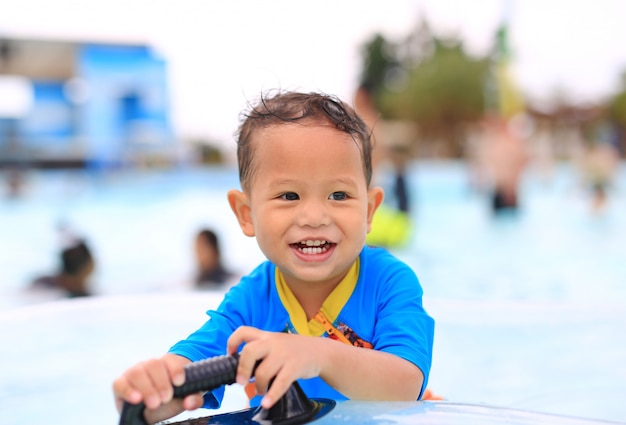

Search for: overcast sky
xmin=2 ymin=0 xmax=626 ymax=144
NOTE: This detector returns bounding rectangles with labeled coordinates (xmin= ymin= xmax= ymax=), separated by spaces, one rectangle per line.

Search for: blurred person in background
xmin=31 ymin=239 xmax=95 ymax=298
xmin=366 ymin=144 xmax=413 ymax=248
xmin=480 ymin=115 xmax=530 ymax=215
xmin=387 ymin=145 xmax=411 ymax=215
xmin=576 ymin=132 xmax=620 ymax=213
xmin=3 ymin=167 xmax=26 ymax=199
xmin=355 ymin=85 xmax=413 ymax=248
xmin=194 ymin=228 xmax=235 ymax=287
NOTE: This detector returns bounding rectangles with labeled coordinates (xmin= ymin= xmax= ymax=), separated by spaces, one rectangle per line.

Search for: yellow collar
xmin=276 ymin=259 xmax=360 ymax=336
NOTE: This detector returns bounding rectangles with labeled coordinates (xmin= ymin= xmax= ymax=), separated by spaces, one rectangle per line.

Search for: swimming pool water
xmin=1 ymin=161 xmax=625 ymax=424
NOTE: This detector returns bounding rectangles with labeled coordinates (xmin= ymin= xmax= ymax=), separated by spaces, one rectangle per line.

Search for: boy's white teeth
xmin=304 ymin=240 xmax=326 ymax=246
xmin=298 ymin=240 xmax=330 ymax=254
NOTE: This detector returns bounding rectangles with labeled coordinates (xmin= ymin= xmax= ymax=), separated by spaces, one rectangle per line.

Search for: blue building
xmin=0 ymin=37 xmax=173 ymax=168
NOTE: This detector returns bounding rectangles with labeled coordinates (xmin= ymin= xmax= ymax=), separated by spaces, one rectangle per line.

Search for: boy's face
xmin=228 ymin=123 xmax=383 ymax=289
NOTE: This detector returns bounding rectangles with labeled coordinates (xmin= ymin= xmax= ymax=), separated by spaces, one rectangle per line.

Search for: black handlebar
xmin=118 ymin=353 xmax=334 ymax=425
xmin=118 ymin=353 xmax=240 ymax=425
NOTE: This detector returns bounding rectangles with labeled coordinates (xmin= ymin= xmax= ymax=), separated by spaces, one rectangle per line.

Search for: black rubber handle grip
xmin=174 ymin=353 xmax=239 ymax=398
xmin=119 ymin=353 xmax=240 ymax=425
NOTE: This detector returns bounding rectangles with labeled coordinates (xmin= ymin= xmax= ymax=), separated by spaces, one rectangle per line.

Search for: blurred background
xmin=2 ymin=0 xmax=626 ymax=168
xmin=1 ymin=0 xmax=626 ymax=424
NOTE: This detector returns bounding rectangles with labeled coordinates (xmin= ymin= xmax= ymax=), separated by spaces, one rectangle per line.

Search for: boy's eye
xmin=281 ymin=192 xmax=299 ymax=201
xmin=329 ymin=191 xmax=348 ymax=201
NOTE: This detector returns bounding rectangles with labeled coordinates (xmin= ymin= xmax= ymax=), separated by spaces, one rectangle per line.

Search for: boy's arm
xmin=318 ymin=337 xmax=423 ymax=400
xmin=228 ymin=327 xmax=423 ymax=409
xmin=112 ymin=353 xmax=204 ymax=424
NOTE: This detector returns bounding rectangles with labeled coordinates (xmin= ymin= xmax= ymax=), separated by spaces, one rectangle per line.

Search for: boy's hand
xmin=112 ymin=354 xmax=204 ymax=424
xmin=227 ymin=326 xmax=327 ymax=409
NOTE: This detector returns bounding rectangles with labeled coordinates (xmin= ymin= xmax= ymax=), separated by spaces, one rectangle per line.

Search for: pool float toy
xmin=118 ymin=354 xmax=620 ymax=425
xmin=366 ymin=204 xmax=412 ymax=248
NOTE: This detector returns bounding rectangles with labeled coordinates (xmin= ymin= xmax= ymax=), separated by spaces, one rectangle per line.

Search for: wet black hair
xmin=235 ymin=91 xmax=373 ymax=192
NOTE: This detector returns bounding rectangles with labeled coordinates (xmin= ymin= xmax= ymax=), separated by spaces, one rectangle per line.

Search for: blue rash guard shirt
xmin=168 ymin=246 xmax=434 ymax=408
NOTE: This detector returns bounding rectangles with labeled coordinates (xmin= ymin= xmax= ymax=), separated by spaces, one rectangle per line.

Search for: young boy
xmin=113 ymin=91 xmax=434 ymax=424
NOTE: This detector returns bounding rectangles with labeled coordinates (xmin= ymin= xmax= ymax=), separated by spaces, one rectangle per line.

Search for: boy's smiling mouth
xmin=292 ymin=239 xmax=334 ymax=255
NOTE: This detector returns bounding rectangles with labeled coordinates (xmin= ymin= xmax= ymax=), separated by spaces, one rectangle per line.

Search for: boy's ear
xmin=366 ymin=186 xmax=384 ymax=233
xmin=227 ymin=189 xmax=255 ymax=237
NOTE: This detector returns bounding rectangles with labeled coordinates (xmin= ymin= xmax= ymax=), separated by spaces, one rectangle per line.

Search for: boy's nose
xmin=296 ymin=201 xmax=331 ymax=227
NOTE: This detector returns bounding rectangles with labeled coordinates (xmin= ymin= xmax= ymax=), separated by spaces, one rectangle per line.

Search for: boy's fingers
xmin=237 ymin=339 xmax=270 ymax=386
xmin=182 ymin=393 xmax=205 ymax=411
xmin=112 ymin=375 xmax=142 ymax=412
xmin=145 ymin=358 xmax=175 ymax=404
xmin=112 ymin=355 xmax=193 ymax=424
xmin=227 ymin=326 xmax=265 ymax=385
xmin=261 ymin=371 xmax=291 ymax=409
xmin=251 ymin=353 xmax=282 ymax=396
xmin=144 ymin=394 xmax=202 ymax=424
xmin=123 ymin=360 xmax=168 ymax=409
xmin=123 ymin=368 xmax=154 ymax=402
xmin=226 ymin=325 xmax=256 ymax=354
xmin=162 ymin=354 xmax=189 ymax=387
xmin=144 ymin=399 xmax=185 ymax=425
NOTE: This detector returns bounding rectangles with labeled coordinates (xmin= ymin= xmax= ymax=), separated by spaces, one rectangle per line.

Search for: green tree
xmin=358 ymin=18 xmax=491 ymax=157
xmin=358 ymin=33 xmax=398 ymax=97
xmin=380 ymin=39 xmax=489 ymax=156
xmin=608 ymin=72 xmax=626 ymax=126
xmin=607 ymin=71 xmax=626 ymax=155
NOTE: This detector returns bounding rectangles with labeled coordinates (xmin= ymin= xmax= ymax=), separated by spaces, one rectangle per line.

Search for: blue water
xmin=1 ymin=161 xmax=625 ymax=424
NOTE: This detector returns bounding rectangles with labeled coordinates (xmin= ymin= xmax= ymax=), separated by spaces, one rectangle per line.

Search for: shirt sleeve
xmin=367 ymin=249 xmax=435 ymax=398
xmin=168 ymin=280 xmax=254 ymax=408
